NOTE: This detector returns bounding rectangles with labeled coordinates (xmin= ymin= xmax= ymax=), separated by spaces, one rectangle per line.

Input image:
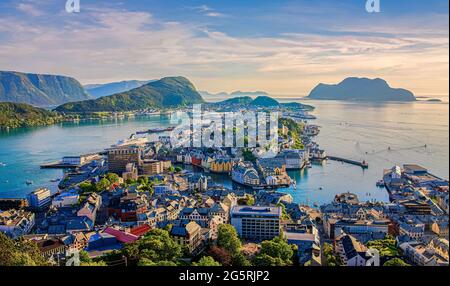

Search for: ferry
xmin=136 ymin=126 xmax=176 ymax=135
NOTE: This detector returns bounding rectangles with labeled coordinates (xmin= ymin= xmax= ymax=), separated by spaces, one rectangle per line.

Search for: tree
xmin=207 ymin=246 xmax=233 ymax=266
xmin=253 ymin=254 xmax=286 ymax=266
xmin=217 ymin=224 xmax=242 ymax=256
xmin=96 ymin=178 xmax=111 ymax=192
xmin=137 ymin=176 xmax=149 ymax=186
xmin=105 ymin=173 xmax=120 ymax=184
xmin=253 ymin=237 xmax=294 ymax=266
xmin=79 ymin=181 xmax=96 ymax=193
xmin=175 ymin=166 xmax=183 ymax=173
xmin=383 ymin=258 xmax=410 ymax=267
xmin=0 ymin=233 xmax=49 ymax=266
xmin=193 ymin=256 xmax=221 ymax=266
xmin=367 ymin=237 xmax=400 ymax=257
xmin=323 ymin=242 xmax=341 ymax=266
xmin=276 ymin=203 xmax=291 ymax=221
xmin=122 ymin=229 xmax=182 ymax=266
xmin=232 ymin=252 xmax=252 ymax=266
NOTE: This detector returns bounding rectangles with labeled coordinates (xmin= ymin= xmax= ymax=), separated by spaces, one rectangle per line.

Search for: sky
xmin=0 ymin=0 xmax=448 ymax=97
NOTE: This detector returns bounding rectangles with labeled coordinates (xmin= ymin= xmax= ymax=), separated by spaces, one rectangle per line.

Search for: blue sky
xmin=0 ymin=0 xmax=448 ymax=96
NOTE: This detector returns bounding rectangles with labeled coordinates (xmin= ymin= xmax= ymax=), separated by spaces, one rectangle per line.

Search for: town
xmin=0 ymin=104 xmax=448 ymax=267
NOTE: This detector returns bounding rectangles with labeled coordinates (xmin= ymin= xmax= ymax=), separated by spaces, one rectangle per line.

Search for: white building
xmin=28 ymin=188 xmax=52 ymax=210
xmin=52 ymin=190 xmax=80 ymax=208
xmin=231 ymin=206 xmax=281 ymax=241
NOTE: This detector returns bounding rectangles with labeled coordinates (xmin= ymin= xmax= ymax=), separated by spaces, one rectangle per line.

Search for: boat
xmin=0 ymin=162 xmax=6 ymax=167
xmin=313 ymin=202 xmax=319 ymax=207
xmin=376 ymin=180 xmax=385 ymax=188
xmin=50 ymin=178 xmax=61 ymax=183
xmin=26 ymin=180 xmax=33 ymax=185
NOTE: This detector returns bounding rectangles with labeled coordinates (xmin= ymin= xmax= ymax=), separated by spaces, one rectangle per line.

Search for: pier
xmin=327 ymin=156 xmax=369 ymax=169
xmin=40 ymin=162 xmax=79 ymax=169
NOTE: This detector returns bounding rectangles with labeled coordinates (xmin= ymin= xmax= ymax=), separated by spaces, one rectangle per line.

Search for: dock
xmin=327 ymin=156 xmax=369 ymax=169
xmin=40 ymin=162 xmax=79 ymax=169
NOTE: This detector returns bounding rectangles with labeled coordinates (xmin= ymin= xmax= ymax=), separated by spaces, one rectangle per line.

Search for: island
xmin=307 ymin=77 xmax=416 ymax=102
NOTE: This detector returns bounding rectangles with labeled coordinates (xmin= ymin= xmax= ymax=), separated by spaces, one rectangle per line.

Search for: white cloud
xmin=16 ymin=2 xmax=44 ymax=17
xmin=0 ymin=7 xmax=447 ymax=96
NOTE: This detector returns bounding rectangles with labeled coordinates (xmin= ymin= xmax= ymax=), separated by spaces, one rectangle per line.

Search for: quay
xmin=327 ymin=156 xmax=369 ymax=169
xmin=40 ymin=162 xmax=79 ymax=169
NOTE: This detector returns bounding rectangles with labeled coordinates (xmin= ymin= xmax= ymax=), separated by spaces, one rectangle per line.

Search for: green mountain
xmin=250 ymin=96 xmax=280 ymax=107
xmin=0 ymin=102 xmax=64 ymax=129
xmin=307 ymin=77 xmax=416 ymax=101
xmin=213 ymin=96 xmax=314 ymax=110
xmin=55 ymin=77 xmax=205 ymax=113
xmin=0 ymin=71 xmax=90 ymax=106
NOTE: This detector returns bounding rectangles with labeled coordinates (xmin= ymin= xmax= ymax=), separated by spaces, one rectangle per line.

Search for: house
xmin=0 ymin=209 xmax=35 ymax=239
xmin=274 ymin=150 xmax=308 ymax=170
xmin=400 ymin=240 xmax=449 ymax=266
xmin=432 ymin=221 xmax=449 ymax=238
xmin=335 ymin=234 xmax=370 ymax=267
xmin=256 ymin=158 xmax=291 ymax=186
xmin=188 ymin=174 xmax=208 ymax=192
xmin=399 ymin=220 xmax=425 ymax=240
xmin=77 ymin=193 xmax=102 ymax=224
xmin=232 ymin=162 xmax=260 ymax=187
xmin=122 ymin=163 xmax=138 ymax=181
xmin=35 ymin=237 xmax=67 ymax=260
xmin=170 ymin=220 xmax=203 ymax=255
xmin=210 ymin=158 xmax=234 ymax=173
xmin=284 ymin=231 xmax=321 ymax=266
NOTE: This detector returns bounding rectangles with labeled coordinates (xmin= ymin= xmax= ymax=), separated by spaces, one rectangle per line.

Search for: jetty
xmin=40 ymin=162 xmax=79 ymax=169
xmin=327 ymin=156 xmax=369 ymax=169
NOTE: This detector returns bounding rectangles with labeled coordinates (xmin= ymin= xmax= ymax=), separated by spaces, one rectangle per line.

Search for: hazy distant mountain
xmin=56 ymin=76 xmax=205 ymax=113
xmin=250 ymin=96 xmax=279 ymax=107
xmin=0 ymin=71 xmax=90 ymax=106
xmin=307 ymin=77 xmax=416 ymax=102
xmin=85 ymin=80 xmax=153 ymax=98
xmin=200 ymin=90 xmax=270 ymax=98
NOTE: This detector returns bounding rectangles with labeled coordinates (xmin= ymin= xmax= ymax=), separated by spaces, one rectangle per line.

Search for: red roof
xmin=130 ymin=224 xmax=152 ymax=237
xmin=103 ymin=227 xmax=139 ymax=243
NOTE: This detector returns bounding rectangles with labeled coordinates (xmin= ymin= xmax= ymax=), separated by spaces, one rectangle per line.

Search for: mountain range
xmin=55 ymin=76 xmax=205 ymax=113
xmin=84 ymin=80 xmax=153 ymax=98
xmin=212 ymin=95 xmax=314 ymax=110
xmin=0 ymin=71 xmax=90 ymax=106
xmin=307 ymin=77 xmax=416 ymax=102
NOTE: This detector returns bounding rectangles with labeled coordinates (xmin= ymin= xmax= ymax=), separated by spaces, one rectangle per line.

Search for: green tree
xmin=175 ymin=166 xmax=183 ymax=173
xmin=79 ymin=181 xmax=96 ymax=193
xmin=193 ymin=256 xmax=221 ymax=266
xmin=253 ymin=254 xmax=286 ymax=266
xmin=137 ymin=176 xmax=149 ymax=186
xmin=96 ymin=178 xmax=111 ymax=192
xmin=383 ymin=258 xmax=410 ymax=267
xmin=217 ymin=224 xmax=242 ymax=256
xmin=122 ymin=229 xmax=182 ymax=266
xmin=105 ymin=173 xmax=120 ymax=184
xmin=323 ymin=242 xmax=341 ymax=266
xmin=0 ymin=233 xmax=49 ymax=266
xmin=253 ymin=237 xmax=294 ymax=266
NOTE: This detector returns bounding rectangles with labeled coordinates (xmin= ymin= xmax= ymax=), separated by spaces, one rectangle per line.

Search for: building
xmin=284 ymin=231 xmax=321 ymax=266
xmin=256 ymin=158 xmax=291 ymax=187
xmin=432 ymin=221 xmax=449 ymax=238
xmin=400 ymin=240 xmax=449 ymax=266
xmin=77 ymin=193 xmax=102 ymax=225
xmin=332 ymin=218 xmax=390 ymax=243
xmin=335 ymin=233 xmax=370 ymax=267
xmin=52 ymin=189 xmax=80 ymax=208
xmin=231 ymin=206 xmax=281 ymax=241
xmin=107 ymin=145 xmax=142 ymax=175
xmin=210 ymin=158 xmax=234 ymax=173
xmin=0 ymin=210 xmax=35 ymax=239
xmin=62 ymin=154 xmax=100 ymax=166
xmin=28 ymin=188 xmax=52 ymax=210
xmin=275 ymin=150 xmax=308 ymax=170
xmin=122 ymin=163 xmax=138 ymax=181
xmin=399 ymin=220 xmax=425 ymax=240
xmin=170 ymin=220 xmax=203 ymax=254
xmin=232 ymin=162 xmax=260 ymax=187
xmin=141 ymin=159 xmax=170 ymax=176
